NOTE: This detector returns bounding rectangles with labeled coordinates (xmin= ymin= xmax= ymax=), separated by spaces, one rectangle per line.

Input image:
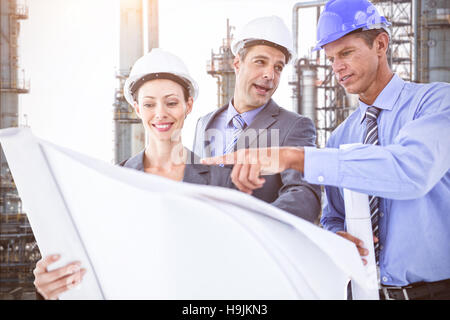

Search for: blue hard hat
xmin=313 ymin=0 xmax=391 ymax=51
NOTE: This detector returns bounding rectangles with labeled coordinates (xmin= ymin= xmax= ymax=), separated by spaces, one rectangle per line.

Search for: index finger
xmin=201 ymin=152 xmax=238 ymax=165
xmin=35 ymin=254 xmax=61 ymax=275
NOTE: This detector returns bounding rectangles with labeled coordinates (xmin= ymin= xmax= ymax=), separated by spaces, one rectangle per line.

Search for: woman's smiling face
xmin=134 ymin=78 xmax=193 ymax=142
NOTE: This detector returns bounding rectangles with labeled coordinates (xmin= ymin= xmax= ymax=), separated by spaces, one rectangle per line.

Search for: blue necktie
xmin=223 ymin=114 xmax=246 ymax=155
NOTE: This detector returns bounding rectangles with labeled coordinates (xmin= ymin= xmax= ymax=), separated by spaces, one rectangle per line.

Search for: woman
xmin=33 ymin=49 xmax=234 ymax=299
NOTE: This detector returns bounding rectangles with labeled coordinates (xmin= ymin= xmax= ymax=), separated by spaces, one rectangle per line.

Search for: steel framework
xmin=0 ymin=0 xmax=40 ymax=300
xmin=206 ymin=19 xmax=236 ymax=108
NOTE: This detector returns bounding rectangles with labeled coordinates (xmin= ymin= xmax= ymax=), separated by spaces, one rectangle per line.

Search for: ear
xmin=375 ymin=32 xmax=390 ymax=56
xmin=185 ymin=97 xmax=194 ymax=117
xmin=133 ymin=101 xmax=142 ymax=119
xmin=233 ymin=55 xmax=241 ymax=75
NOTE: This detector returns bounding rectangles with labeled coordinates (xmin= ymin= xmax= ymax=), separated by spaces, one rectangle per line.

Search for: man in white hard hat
xmin=193 ymin=16 xmax=321 ymax=223
xmin=202 ymin=0 xmax=450 ymax=300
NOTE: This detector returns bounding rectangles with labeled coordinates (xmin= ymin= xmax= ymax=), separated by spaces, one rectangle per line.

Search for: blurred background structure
xmin=0 ymin=0 xmax=448 ymax=299
xmin=206 ymin=19 xmax=236 ymax=109
xmin=0 ymin=0 xmax=40 ymax=299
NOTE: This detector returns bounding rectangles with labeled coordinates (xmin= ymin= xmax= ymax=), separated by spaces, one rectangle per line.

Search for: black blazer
xmin=120 ymin=149 xmax=234 ymax=188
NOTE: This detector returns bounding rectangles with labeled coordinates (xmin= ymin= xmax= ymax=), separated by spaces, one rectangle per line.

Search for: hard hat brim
xmin=313 ymin=19 xmax=391 ymax=51
xmin=124 ymin=73 xmax=199 ymax=106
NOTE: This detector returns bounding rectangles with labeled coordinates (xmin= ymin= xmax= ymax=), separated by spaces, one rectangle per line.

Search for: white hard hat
xmin=124 ymin=48 xmax=199 ymax=106
xmin=231 ymin=16 xmax=296 ymax=64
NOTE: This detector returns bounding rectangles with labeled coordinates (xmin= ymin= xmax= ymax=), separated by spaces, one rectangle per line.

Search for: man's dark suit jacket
xmin=192 ymin=99 xmax=321 ymax=223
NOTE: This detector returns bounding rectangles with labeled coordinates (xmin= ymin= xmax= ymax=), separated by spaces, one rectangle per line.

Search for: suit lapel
xmin=202 ymin=104 xmax=228 ymax=157
xmin=183 ymin=149 xmax=209 ymax=184
xmin=237 ymin=99 xmax=279 ymax=148
xmin=122 ymin=150 xmax=145 ymax=171
xmin=204 ymin=104 xmax=228 ymax=131
xmin=183 ymin=164 xmax=209 ymax=184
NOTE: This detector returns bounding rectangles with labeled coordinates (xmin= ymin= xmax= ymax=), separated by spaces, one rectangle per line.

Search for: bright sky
xmin=18 ymin=0 xmax=317 ymax=163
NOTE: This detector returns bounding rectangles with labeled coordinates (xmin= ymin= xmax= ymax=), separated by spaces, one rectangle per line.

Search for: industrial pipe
xmin=292 ymin=0 xmax=327 ymax=56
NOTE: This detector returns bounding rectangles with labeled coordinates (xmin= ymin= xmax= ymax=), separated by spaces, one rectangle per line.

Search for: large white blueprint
xmin=1 ymin=128 xmax=370 ymax=299
xmin=340 ymin=143 xmax=379 ymax=300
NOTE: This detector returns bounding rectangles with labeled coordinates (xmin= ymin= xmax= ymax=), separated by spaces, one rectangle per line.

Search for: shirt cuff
xmin=323 ymin=220 xmax=345 ymax=234
xmin=303 ymin=147 xmax=340 ymax=186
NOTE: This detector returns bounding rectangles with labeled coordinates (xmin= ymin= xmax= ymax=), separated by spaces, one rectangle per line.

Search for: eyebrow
xmin=327 ymin=46 xmax=356 ymax=59
xmin=142 ymin=94 xmax=179 ymax=99
xmin=339 ymin=46 xmax=356 ymax=52
xmin=252 ymin=55 xmax=285 ymax=66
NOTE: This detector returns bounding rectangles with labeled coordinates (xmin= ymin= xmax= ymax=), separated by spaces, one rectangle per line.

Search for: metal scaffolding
xmin=0 ymin=0 xmax=40 ymax=300
xmin=206 ymin=19 xmax=236 ymax=108
xmin=374 ymin=0 xmax=414 ymax=81
xmin=413 ymin=0 xmax=449 ymax=83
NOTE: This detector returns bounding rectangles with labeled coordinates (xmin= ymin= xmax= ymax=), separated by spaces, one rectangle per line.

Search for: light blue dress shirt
xmin=304 ymin=74 xmax=450 ymax=286
xmin=208 ymin=100 xmax=267 ymax=156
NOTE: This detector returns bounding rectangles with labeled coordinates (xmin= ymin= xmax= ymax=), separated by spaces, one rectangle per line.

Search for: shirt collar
xmin=358 ymin=74 xmax=405 ymax=123
xmin=226 ymin=99 xmax=268 ymax=128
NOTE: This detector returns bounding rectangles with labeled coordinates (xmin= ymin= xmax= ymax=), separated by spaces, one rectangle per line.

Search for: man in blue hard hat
xmin=202 ymin=0 xmax=450 ymax=300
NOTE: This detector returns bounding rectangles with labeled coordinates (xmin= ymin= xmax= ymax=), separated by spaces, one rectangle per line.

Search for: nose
xmin=154 ymin=103 xmax=168 ymax=120
xmin=332 ymin=58 xmax=346 ymax=74
xmin=263 ymin=66 xmax=275 ymax=81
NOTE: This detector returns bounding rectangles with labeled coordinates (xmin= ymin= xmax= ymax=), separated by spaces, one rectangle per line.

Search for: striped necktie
xmin=223 ymin=114 xmax=246 ymax=155
xmin=363 ymin=106 xmax=382 ymax=264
